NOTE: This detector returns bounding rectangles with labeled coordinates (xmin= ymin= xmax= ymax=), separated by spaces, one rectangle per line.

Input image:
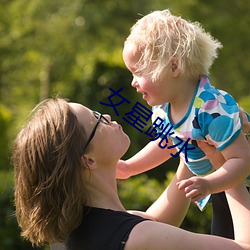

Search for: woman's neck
xmin=84 ymin=165 xmax=126 ymax=212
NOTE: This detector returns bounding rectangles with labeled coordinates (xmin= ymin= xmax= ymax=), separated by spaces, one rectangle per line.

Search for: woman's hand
xmin=239 ymin=107 xmax=250 ymax=141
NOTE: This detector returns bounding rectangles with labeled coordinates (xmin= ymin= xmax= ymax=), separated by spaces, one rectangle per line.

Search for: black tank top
xmin=66 ymin=206 xmax=148 ymax=250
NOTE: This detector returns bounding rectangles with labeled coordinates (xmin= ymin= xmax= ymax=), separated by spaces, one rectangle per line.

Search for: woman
xmin=13 ymin=98 xmax=250 ymax=249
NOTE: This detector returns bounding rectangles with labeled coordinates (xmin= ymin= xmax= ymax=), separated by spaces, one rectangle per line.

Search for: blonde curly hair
xmin=13 ymin=98 xmax=88 ymax=246
xmin=125 ymin=9 xmax=222 ymax=81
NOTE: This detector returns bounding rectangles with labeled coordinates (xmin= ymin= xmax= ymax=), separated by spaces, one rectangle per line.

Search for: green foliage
xmin=0 ymin=104 xmax=13 ymax=170
xmin=239 ymin=95 xmax=250 ymax=113
xmin=185 ymin=1 xmax=250 ymax=100
xmin=118 ymin=174 xmax=163 ymax=210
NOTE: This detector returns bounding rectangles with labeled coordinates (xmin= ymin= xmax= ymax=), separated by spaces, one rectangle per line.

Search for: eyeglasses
xmin=84 ymin=111 xmax=110 ymax=151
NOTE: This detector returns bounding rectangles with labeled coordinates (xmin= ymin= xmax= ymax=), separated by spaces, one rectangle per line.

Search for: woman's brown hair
xmin=13 ymin=98 xmax=88 ymax=246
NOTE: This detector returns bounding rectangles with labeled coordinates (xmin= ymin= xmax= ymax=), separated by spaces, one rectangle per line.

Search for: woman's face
xmin=68 ymin=103 xmax=130 ymax=161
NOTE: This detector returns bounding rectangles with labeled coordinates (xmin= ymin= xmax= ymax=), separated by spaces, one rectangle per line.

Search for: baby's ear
xmin=171 ymin=57 xmax=180 ymax=76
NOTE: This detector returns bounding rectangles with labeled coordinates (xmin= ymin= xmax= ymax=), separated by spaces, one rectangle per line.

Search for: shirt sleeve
xmin=197 ymin=89 xmax=241 ymax=150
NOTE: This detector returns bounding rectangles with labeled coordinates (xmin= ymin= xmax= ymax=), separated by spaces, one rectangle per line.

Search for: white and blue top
xmin=152 ymin=75 xmax=249 ymax=191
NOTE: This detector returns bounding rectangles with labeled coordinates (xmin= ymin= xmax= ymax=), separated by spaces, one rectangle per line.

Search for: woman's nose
xmin=103 ymin=114 xmax=112 ymax=123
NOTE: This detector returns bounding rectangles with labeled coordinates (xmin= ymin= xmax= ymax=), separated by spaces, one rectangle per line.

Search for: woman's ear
xmin=170 ymin=57 xmax=180 ymax=77
xmin=82 ymin=155 xmax=97 ymax=169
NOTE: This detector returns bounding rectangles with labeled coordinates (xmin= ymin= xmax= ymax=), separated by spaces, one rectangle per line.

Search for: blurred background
xmin=0 ymin=0 xmax=249 ymax=249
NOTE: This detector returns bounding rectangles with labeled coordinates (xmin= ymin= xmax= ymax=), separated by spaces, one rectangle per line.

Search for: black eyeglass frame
xmin=83 ymin=111 xmax=109 ymax=151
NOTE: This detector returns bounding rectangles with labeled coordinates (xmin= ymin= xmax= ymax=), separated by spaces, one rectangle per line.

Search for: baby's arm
xmin=116 ymin=137 xmax=176 ymax=179
xmin=178 ymin=132 xmax=250 ymax=201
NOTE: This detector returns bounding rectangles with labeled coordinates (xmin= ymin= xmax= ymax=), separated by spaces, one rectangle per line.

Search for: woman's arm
xmin=225 ymin=184 xmax=250 ymax=244
xmin=125 ymin=184 xmax=250 ymax=250
xmin=145 ymin=159 xmax=192 ymax=226
xmin=129 ymin=159 xmax=193 ymax=226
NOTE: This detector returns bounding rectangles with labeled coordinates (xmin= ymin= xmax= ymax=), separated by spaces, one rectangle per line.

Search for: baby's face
xmin=123 ymin=42 xmax=176 ymax=106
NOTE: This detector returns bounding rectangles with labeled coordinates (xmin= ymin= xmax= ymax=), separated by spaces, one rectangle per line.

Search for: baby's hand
xmin=116 ymin=160 xmax=131 ymax=179
xmin=177 ymin=176 xmax=211 ymax=202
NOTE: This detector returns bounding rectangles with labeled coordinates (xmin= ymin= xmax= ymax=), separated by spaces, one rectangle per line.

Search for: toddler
xmin=118 ymin=9 xmax=250 ymax=238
